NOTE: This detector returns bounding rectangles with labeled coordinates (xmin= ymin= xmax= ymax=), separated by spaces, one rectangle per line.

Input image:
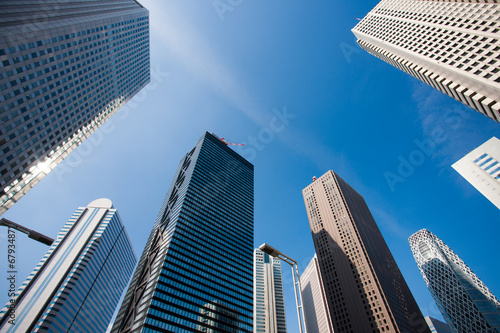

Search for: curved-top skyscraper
xmin=409 ymin=229 xmax=500 ymax=333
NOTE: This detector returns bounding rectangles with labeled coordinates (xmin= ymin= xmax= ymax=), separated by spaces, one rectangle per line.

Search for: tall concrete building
xmin=254 ymin=248 xmax=287 ymax=333
xmin=0 ymin=0 xmax=150 ymax=216
xmin=301 ymin=254 xmax=334 ymax=333
xmin=111 ymin=132 xmax=254 ymax=333
xmin=352 ymin=0 xmax=500 ymax=122
xmin=0 ymin=198 xmax=136 ymax=332
xmin=410 ymin=229 xmax=500 ymax=333
xmin=302 ymin=171 xmax=429 ymax=333
xmin=452 ymin=136 xmax=500 ymax=209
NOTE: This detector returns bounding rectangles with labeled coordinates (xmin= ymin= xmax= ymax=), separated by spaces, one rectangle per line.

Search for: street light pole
xmin=0 ymin=218 xmax=54 ymax=246
xmin=259 ymin=243 xmax=307 ymax=333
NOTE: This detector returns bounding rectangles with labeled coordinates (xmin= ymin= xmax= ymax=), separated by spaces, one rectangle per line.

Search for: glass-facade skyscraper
xmin=409 ymin=229 xmax=500 ymax=333
xmin=303 ymin=171 xmax=429 ymax=333
xmin=0 ymin=198 xmax=136 ymax=332
xmin=352 ymin=1 xmax=500 ymax=122
xmin=0 ymin=0 xmax=150 ymax=216
xmin=111 ymin=132 xmax=254 ymax=333
xmin=253 ymin=248 xmax=287 ymax=333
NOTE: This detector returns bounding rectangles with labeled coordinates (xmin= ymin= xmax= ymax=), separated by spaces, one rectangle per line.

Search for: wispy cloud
xmin=370 ymin=206 xmax=414 ymax=240
xmin=147 ymin=1 xmax=267 ymax=128
xmin=411 ymin=82 xmax=497 ymax=168
xmin=146 ymin=1 xmax=348 ymax=172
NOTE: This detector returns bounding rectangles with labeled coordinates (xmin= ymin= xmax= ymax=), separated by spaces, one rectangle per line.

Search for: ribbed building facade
xmin=409 ymin=229 xmax=500 ymax=333
xmin=301 ymin=254 xmax=334 ymax=333
xmin=303 ymin=171 xmax=429 ymax=333
xmin=0 ymin=198 xmax=136 ymax=332
xmin=254 ymin=248 xmax=287 ymax=333
xmin=452 ymin=136 xmax=500 ymax=210
xmin=352 ymin=0 xmax=500 ymax=122
xmin=111 ymin=132 xmax=254 ymax=333
xmin=0 ymin=0 xmax=150 ymax=216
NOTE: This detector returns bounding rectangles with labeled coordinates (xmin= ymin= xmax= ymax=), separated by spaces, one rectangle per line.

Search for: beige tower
xmin=302 ymin=171 xmax=429 ymax=333
xmin=352 ymin=0 xmax=500 ymax=122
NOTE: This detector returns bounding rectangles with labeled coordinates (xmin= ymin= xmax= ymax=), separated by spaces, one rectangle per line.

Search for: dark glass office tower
xmin=303 ymin=171 xmax=429 ymax=333
xmin=0 ymin=0 xmax=150 ymax=216
xmin=112 ymin=132 xmax=254 ymax=333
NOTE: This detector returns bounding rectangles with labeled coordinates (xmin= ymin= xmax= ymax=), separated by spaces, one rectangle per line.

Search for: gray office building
xmin=0 ymin=0 xmax=150 ymax=216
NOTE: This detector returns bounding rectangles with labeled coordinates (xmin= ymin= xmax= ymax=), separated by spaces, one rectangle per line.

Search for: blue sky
xmin=2 ymin=1 xmax=500 ymax=331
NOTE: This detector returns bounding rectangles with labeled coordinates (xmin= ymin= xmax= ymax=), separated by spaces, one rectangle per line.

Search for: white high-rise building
xmin=0 ymin=198 xmax=136 ymax=332
xmin=352 ymin=0 xmax=500 ymax=122
xmin=254 ymin=248 xmax=287 ymax=333
xmin=452 ymin=136 xmax=500 ymax=209
xmin=300 ymin=255 xmax=334 ymax=333
xmin=409 ymin=229 xmax=500 ymax=333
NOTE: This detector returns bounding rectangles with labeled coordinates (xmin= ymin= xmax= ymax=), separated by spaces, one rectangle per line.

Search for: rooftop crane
xmin=220 ymin=138 xmax=244 ymax=146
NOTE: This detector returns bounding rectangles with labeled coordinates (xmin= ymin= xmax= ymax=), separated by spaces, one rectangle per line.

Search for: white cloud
xmin=146 ymin=1 xmax=267 ymax=128
xmin=411 ymin=82 xmax=498 ymax=167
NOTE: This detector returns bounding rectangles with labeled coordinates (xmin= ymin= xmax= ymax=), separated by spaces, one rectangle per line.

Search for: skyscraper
xmin=352 ymin=1 xmax=500 ymax=122
xmin=409 ymin=229 xmax=500 ymax=333
xmin=301 ymin=254 xmax=334 ymax=333
xmin=254 ymin=248 xmax=287 ymax=333
xmin=302 ymin=171 xmax=429 ymax=333
xmin=424 ymin=316 xmax=452 ymax=333
xmin=111 ymin=132 xmax=254 ymax=333
xmin=0 ymin=198 xmax=136 ymax=332
xmin=0 ymin=0 xmax=150 ymax=216
xmin=452 ymin=136 xmax=500 ymax=209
